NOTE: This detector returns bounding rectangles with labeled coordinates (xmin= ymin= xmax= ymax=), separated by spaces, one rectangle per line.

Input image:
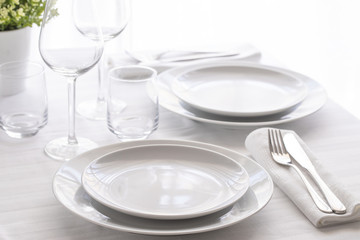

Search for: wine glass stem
xmin=68 ymin=78 xmax=78 ymax=145
xmin=96 ymin=54 xmax=106 ymax=103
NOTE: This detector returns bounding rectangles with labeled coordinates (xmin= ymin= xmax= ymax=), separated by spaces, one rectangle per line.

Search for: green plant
xmin=0 ymin=0 xmax=46 ymax=31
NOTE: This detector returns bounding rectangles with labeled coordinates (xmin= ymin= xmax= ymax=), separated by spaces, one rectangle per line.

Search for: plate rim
xmin=171 ymin=63 xmax=308 ymax=117
xmin=81 ymin=143 xmax=250 ymax=220
xmin=52 ymin=139 xmax=274 ymax=236
xmin=155 ymin=60 xmax=327 ymax=127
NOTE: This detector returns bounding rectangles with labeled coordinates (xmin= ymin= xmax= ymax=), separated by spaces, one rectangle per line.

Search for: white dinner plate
xmin=82 ymin=144 xmax=249 ymax=220
xmin=171 ymin=64 xmax=307 ymax=117
xmin=154 ymin=61 xmax=327 ymax=127
xmin=53 ymin=140 xmax=273 ymax=236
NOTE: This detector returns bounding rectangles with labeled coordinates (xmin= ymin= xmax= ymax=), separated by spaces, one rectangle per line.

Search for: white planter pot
xmin=0 ymin=27 xmax=32 ymax=63
xmin=0 ymin=27 xmax=31 ymax=96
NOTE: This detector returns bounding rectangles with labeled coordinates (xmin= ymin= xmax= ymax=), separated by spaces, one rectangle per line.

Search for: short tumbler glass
xmin=107 ymin=66 xmax=159 ymax=141
xmin=0 ymin=61 xmax=48 ymax=138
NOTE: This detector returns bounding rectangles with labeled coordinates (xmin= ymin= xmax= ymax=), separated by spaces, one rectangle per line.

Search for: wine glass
xmin=39 ymin=0 xmax=104 ymax=161
xmin=75 ymin=0 xmax=130 ymax=120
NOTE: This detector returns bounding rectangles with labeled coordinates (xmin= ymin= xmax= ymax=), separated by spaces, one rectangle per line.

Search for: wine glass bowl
xmin=75 ymin=0 xmax=130 ymax=120
xmin=74 ymin=0 xmax=129 ymax=41
xmin=39 ymin=0 xmax=104 ymax=161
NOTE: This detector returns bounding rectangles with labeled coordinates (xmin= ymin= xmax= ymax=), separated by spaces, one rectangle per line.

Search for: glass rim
xmin=108 ymin=65 xmax=157 ymax=83
xmin=0 ymin=60 xmax=45 ymax=79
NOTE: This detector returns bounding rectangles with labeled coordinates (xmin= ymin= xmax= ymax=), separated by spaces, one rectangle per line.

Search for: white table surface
xmin=1 ymin=51 xmax=360 ymax=240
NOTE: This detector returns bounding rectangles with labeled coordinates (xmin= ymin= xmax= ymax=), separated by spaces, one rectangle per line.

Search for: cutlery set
xmin=268 ymin=129 xmax=346 ymax=214
xmin=126 ymin=48 xmax=243 ymax=64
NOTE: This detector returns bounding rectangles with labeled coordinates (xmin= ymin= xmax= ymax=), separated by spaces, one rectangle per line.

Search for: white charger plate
xmin=53 ymin=140 xmax=273 ymax=236
xmin=154 ymin=61 xmax=327 ymax=127
xmin=172 ymin=64 xmax=307 ymax=117
xmin=82 ymin=144 xmax=249 ymax=220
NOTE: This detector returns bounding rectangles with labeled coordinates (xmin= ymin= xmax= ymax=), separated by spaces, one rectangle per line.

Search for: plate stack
xmin=154 ymin=61 xmax=327 ymax=127
xmin=53 ymin=140 xmax=273 ymax=235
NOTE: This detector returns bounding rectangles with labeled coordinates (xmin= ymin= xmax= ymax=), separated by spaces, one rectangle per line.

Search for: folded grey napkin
xmin=245 ymin=127 xmax=360 ymax=227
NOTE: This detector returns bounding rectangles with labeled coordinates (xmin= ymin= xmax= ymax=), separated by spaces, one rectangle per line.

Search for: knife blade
xmin=283 ymin=132 xmax=347 ymax=214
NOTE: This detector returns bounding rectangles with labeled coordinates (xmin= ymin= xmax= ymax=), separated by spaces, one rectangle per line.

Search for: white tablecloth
xmin=1 ymin=53 xmax=360 ymax=240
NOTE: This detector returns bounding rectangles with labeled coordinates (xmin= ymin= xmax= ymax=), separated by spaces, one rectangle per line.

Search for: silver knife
xmin=283 ymin=132 xmax=347 ymax=214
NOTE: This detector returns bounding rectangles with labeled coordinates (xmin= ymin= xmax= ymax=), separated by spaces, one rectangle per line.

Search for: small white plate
xmin=53 ymin=140 xmax=273 ymax=235
xmin=82 ymin=144 xmax=249 ymax=220
xmin=172 ymin=64 xmax=307 ymax=117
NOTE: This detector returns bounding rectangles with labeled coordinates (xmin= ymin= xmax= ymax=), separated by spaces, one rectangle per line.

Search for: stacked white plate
xmin=153 ymin=61 xmax=327 ymax=127
xmin=82 ymin=144 xmax=250 ymax=220
xmin=53 ymin=140 xmax=273 ymax=235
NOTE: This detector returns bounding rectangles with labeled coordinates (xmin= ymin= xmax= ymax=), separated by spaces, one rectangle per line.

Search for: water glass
xmin=0 ymin=61 xmax=48 ymax=138
xmin=107 ymin=66 xmax=159 ymax=141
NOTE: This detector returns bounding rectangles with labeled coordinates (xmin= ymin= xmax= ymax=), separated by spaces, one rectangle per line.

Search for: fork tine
xmin=268 ymin=129 xmax=277 ymax=154
xmin=274 ymin=129 xmax=285 ymax=154
xmin=268 ymin=129 xmax=274 ymax=153
xmin=274 ymin=129 xmax=281 ymax=154
xmin=278 ymin=130 xmax=287 ymax=154
xmin=268 ymin=129 xmax=278 ymax=154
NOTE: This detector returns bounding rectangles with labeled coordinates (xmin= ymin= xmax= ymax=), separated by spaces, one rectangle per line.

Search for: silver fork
xmin=268 ymin=129 xmax=333 ymax=213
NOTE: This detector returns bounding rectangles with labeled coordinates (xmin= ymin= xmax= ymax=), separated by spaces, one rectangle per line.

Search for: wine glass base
xmin=77 ymin=100 xmax=107 ymax=121
xmin=44 ymin=137 xmax=98 ymax=161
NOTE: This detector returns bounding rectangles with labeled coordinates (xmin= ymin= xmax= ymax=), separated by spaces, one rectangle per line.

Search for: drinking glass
xmin=75 ymin=0 xmax=130 ymax=120
xmin=39 ymin=0 xmax=104 ymax=161
xmin=0 ymin=61 xmax=48 ymax=138
xmin=107 ymin=66 xmax=159 ymax=141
